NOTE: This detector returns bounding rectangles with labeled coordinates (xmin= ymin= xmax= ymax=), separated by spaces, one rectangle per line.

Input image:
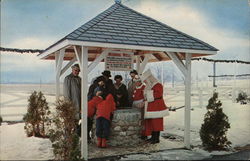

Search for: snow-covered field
xmin=0 ymin=79 xmax=249 ymax=160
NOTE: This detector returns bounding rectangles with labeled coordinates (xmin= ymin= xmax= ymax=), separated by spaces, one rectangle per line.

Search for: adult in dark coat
xmin=102 ymin=70 xmax=115 ymax=98
xmin=114 ymin=75 xmax=128 ymax=108
xmin=88 ymin=76 xmax=107 ymax=101
xmin=127 ymin=70 xmax=138 ymax=107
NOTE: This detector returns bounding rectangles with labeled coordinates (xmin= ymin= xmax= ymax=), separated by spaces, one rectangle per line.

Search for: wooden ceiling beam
xmin=152 ymin=53 xmax=163 ymax=61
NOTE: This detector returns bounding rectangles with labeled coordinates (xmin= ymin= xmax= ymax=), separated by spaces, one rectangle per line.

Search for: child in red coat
xmin=95 ymin=94 xmax=116 ymax=148
xmin=87 ymin=91 xmax=103 ymax=142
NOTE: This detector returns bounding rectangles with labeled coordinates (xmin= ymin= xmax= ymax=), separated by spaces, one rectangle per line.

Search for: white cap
xmin=140 ymin=69 xmax=153 ymax=82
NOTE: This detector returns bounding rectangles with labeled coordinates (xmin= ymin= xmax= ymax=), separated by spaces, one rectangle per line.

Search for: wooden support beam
xmin=152 ymin=53 xmax=163 ymax=61
xmin=136 ymin=56 xmax=141 ymax=72
xmin=74 ymin=46 xmax=82 ymax=67
xmin=60 ymin=56 xmax=77 ymax=76
xmin=165 ymin=52 xmax=187 ymax=77
xmin=138 ymin=54 xmax=150 ymax=74
xmin=88 ymin=49 xmax=110 ymax=73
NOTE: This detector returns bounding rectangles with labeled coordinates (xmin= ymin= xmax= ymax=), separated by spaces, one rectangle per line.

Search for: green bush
xmin=23 ymin=91 xmax=51 ymax=137
xmin=236 ymin=91 xmax=249 ymax=104
xmin=49 ymin=99 xmax=81 ymax=160
xmin=200 ymin=92 xmax=231 ymax=151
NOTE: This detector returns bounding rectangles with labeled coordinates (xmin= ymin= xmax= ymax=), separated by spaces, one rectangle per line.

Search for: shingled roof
xmin=44 ymin=2 xmax=218 ymax=53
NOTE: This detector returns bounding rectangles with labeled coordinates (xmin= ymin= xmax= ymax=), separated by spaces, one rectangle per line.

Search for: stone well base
xmin=92 ymin=108 xmax=143 ymax=146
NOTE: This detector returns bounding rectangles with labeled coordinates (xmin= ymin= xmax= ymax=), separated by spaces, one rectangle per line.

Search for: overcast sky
xmin=1 ymin=0 xmax=249 ymax=83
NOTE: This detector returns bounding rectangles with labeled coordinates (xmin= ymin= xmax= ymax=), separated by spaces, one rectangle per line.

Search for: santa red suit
xmin=144 ymin=83 xmax=167 ymax=136
xmin=141 ymin=69 xmax=169 ymax=143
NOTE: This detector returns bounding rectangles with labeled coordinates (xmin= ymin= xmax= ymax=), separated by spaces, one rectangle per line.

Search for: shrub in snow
xmin=23 ymin=91 xmax=51 ymax=137
xmin=236 ymin=91 xmax=249 ymax=104
xmin=0 ymin=115 xmax=2 ymax=126
xmin=200 ymin=92 xmax=231 ymax=151
xmin=49 ymin=99 xmax=80 ymax=160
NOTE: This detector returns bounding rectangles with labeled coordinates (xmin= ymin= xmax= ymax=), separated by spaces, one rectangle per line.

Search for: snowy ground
xmin=0 ymin=79 xmax=249 ymax=160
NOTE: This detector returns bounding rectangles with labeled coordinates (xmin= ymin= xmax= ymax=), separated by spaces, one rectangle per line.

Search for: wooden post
xmin=55 ymin=49 xmax=65 ymax=100
xmin=184 ymin=53 xmax=191 ymax=149
xmin=136 ymin=56 xmax=140 ymax=72
xmin=213 ymin=62 xmax=216 ymax=87
xmin=161 ymin=62 xmax=164 ymax=85
xmin=138 ymin=54 xmax=150 ymax=75
xmin=165 ymin=51 xmax=191 ymax=148
xmin=55 ymin=52 xmax=59 ymax=99
xmin=80 ymin=46 xmax=88 ymax=160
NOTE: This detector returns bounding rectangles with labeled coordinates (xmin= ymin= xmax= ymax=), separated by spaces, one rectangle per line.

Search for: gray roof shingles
xmin=44 ymin=2 xmax=218 ymax=52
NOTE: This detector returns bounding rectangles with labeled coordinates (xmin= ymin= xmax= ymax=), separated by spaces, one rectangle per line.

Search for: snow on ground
xmin=0 ymin=79 xmax=249 ymax=160
xmin=0 ymin=123 xmax=54 ymax=160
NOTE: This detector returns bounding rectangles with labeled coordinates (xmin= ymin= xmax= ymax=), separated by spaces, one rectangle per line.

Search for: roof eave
xmin=37 ymin=39 xmax=70 ymax=59
xmin=38 ymin=39 xmax=217 ymax=60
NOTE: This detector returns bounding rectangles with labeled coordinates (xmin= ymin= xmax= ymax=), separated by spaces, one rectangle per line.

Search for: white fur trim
xmin=144 ymin=108 xmax=170 ymax=119
xmin=132 ymin=99 xmax=144 ymax=108
xmin=146 ymin=90 xmax=154 ymax=102
xmin=140 ymin=69 xmax=152 ymax=82
xmin=144 ymin=101 xmax=169 ymax=119
xmin=136 ymin=84 xmax=144 ymax=89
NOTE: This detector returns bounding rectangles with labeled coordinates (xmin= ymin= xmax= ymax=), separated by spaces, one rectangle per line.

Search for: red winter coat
xmin=96 ymin=94 xmax=116 ymax=121
xmin=145 ymin=83 xmax=167 ymax=136
xmin=88 ymin=96 xmax=103 ymax=117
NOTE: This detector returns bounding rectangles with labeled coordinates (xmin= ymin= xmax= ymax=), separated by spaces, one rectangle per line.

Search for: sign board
xmin=105 ymin=52 xmax=134 ymax=71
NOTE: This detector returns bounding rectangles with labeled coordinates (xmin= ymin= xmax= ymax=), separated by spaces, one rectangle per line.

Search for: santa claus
xmin=140 ymin=69 xmax=169 ymax=144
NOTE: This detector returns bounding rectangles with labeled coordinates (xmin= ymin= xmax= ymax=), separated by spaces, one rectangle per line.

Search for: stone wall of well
xmin=92 ymin=108 xmax=143 ymax=146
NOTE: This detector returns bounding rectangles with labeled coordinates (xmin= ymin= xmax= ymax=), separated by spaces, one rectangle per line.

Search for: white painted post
xmin=55 ymin=52 xmax=59 ymax=99
xmin=184 ymin=53 xmax=192 ymax=149
xmin=136 ymin=56 xmax=141 ymax=72
xmin=161 ymin=62 xmax=164 ymax=85
xmin=55 ymin=49 xmax=65 ymax=100
xmin=80 ymin=46 xmax=88 ymax=160
xmin=138 ymin=54 xmax=150 ymax=75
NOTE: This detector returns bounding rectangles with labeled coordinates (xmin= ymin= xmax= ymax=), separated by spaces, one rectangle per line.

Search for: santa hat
xmin=140 ymin=69 xmax=153 ymax=82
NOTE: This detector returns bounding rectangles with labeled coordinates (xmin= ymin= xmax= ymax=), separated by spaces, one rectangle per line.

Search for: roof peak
xmin=115 ymin=0 xmax=121 ymax=4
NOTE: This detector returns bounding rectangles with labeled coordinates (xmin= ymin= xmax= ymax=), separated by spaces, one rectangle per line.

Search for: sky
xmin=0 ymin=0 xmax=249 ymax=83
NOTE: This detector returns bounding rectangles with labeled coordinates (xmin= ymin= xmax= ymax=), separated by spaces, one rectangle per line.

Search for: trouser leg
xmin=96 ymin=117 xmax=103 ymax=138
xmin=102 ymin=118 xmax=111 ymax=139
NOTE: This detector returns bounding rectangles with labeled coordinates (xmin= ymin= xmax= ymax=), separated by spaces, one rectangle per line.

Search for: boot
xmin=151 ymin=131 xmax=160 ymax=144
xmin=97 ymin=137 xmax=102 ymax=148
xmin=101 ymin=138 xmax=107 ymax=148
xmin=146 ymin=132 xmax=156 ymax=142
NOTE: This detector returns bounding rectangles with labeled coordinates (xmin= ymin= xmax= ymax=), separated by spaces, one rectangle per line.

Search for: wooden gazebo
xmin=38 ymin=1 xmax=218 ymax=159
